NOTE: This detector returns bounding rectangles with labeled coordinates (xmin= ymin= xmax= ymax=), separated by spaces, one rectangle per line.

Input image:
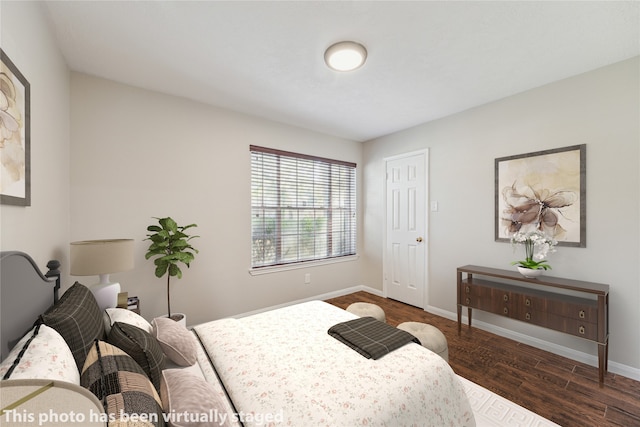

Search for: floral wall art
xmin=0 ymin=48 xmax=30 ymax=206
xmin=495 ymin=144 xmax=586 ymax=247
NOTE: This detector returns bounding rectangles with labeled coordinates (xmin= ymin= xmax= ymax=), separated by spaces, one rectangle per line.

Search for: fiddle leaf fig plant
xmin=144 ymin=217 xmax=199 ymax=319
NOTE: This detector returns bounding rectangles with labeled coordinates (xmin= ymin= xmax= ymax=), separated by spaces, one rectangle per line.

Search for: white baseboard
xmin=426 ymin=304 xmax=640 ymax=382
xmin=233 ymin=285 xmax=383 ymax=319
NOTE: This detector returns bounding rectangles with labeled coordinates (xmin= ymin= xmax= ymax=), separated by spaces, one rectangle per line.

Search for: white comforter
xmin=194 ymin=301 xmax=475 ymax=427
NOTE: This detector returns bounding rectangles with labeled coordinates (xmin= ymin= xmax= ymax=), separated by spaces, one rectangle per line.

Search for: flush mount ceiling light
xmin=324 ymin=41 xmax=367 ymax=72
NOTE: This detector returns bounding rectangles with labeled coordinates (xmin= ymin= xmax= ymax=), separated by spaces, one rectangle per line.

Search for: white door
xmin=384 ymin=150 xmax=428 ymax=308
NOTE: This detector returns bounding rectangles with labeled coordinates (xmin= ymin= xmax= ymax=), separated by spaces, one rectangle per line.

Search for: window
xmin=250 ymin=145 xmax=356 ymax=269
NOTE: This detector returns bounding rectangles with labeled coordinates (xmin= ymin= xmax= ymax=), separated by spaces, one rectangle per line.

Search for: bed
xmin=0 ymin=251 xmax=559 ymax=427
xmin=0 ymin=251 xmax=61 ymax=360
xmin=193 ymin=301 xmax=474 ymax=426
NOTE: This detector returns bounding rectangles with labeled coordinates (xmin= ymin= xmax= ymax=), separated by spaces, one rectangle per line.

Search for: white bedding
xmin=193 ymin=300 xmax=475 ymax=427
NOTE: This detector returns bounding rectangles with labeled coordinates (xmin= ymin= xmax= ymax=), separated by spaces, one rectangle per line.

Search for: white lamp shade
xmin=70 ymin=239 xmax=134 ymax=311
xmin=70 ymin=239 xmax=134 ymax=276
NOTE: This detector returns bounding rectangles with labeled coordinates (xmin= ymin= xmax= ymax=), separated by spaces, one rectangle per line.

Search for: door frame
xmin=382 ymin=149 xmax=430 ymax=309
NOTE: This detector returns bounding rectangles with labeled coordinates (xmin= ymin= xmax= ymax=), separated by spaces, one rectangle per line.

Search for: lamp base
xmin=90 ymin=282 xmax=121 ymax=311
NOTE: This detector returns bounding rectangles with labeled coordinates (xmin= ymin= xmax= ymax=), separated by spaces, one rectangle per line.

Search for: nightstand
xmin=117 ymin=292 xmax=140 ymax=314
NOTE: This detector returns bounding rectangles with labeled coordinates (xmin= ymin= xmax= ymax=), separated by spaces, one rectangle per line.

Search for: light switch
xmin=430 ymin=201 xmax=438 ymax=212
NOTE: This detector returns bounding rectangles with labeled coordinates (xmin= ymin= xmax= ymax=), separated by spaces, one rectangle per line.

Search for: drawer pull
xmin=465 ymin=286 xmax=470 ymax=294
xmin=525 ymin=299 xmax=531 ymax=307
xmin=525 ymin=312 xmax=531 ymax=320
xmin=579 ymin=310 xmax=585 ymax=319
xmin=503 ymin=307 xmax=508 ymax=315
xmin=579 ymin=325 xmax=586 ymax=335
xmin=465 ymin=298 xmax=470 ymax=305
xmin=503 ymin=294 xmax=509 ymax=302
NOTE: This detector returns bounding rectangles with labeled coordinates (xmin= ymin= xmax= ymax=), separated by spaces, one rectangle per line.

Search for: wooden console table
xmin=457 ymin=265 xmax=609 ymax=383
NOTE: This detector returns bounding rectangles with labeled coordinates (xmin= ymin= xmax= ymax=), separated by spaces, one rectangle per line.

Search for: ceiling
xmin=43 ymin=1 xmax=639 ymax=142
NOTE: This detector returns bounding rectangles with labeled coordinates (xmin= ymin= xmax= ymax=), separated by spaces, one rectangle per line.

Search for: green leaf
xmin=172 ymin=238 xmax=189 ymax=247
xmin=159 ymin=217 xmax=178 ymax=232
xmin=168 ymin=263 xmax=182 ymax=278
xmin=175 ymin=252 xmax=194 ymax=264
xmin=146 ymin=235 xmax=167 ymax=244
xmin=154 ymin=264 xmax=168 ymax=278
xmin=511 ymin=259 xmax=552 ymax=270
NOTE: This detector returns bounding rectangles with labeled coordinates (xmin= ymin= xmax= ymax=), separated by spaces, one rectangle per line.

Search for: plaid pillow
xmin=81 ymin=340 xmax=165 ymax=427
xmin=108 ymin=322 xmax=166 ymax=391
xmin=39 ymin=282 xmax=105 ymax=370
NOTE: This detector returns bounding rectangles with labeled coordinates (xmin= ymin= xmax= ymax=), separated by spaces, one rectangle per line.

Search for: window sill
xmin=248 ymin=255 xmax=359 ymax=276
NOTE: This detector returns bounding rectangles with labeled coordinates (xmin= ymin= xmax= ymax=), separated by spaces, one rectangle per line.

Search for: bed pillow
xmin=107 ymin=322 xmax=166 ymax=391
xmin=105 ymin=308 xmax=153 ymax=335
xmin=81 ymin=340 xmax=164 ymax=426
xmin=161 ymin=369 xmax=235 ymax=427
xmin=39 ymin=281 xmax=105 ymax=370
xmin=0 ymin=324 xmax=80 ymax=384
xmin=151 ymin=317 xmax=198 ymax=366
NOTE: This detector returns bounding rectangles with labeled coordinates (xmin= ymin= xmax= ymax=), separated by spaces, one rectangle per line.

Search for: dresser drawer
xmin=545 ymin=299 xmax=598 ymax=322
xmin=513 ymin=308 xmax=597 ymax=339
xmin=462 ymin=282 xmax=512 ymax=315
xmin=515 ymin=293 xmax=547 ymax=312
xmin=545 ymin=312 xmax=598 ymax=340
xmin=460 ymin=281 xmax=479 ymax=306
xmin=512 ymin=308 xmax=548 ymax=327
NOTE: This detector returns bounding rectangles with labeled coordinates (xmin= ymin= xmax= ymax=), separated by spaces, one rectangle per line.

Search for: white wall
xmin=363 ymin=57 xmax=640 ymax=374
xmin=70 ymin=73 xmax=364 ymax=326
xmin=0 ymin=3 xmax=71 ymax=273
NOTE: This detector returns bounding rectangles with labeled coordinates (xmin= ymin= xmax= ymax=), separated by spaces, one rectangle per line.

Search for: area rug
xmin=458 ymin=376 xmax=561 ymax=427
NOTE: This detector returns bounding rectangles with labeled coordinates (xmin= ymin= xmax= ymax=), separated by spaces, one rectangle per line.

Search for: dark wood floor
xmin=325 ymin=291 xmax=640 ymax=427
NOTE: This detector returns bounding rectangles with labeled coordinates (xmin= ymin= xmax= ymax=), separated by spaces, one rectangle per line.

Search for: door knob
xmin=416 ymin=237 xmax=423 ymax=242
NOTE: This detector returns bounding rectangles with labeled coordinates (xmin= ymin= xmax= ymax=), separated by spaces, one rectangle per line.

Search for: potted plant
xmin=144 ymin=217 xmax=199 ymax=322
xmin=510 ymin=229 xmax=557 ymax=278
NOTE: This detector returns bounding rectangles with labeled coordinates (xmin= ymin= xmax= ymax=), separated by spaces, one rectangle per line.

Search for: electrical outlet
xmin=304 ymin=273 xmax=311 ymax=284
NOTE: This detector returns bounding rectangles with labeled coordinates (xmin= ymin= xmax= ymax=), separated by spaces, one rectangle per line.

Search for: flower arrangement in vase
xmin=510 ymin=229 xmax=557 ymax=278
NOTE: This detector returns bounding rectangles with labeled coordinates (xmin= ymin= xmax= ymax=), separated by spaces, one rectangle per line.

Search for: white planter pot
xmin=163 ymin=313 xmax=187 ymax=327
xmin=517 ymin=266 xmax=544 ymax=278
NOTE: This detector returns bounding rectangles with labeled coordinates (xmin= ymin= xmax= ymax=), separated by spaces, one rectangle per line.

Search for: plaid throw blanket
xmin=328 ymin=316 xmax=421 ymax=360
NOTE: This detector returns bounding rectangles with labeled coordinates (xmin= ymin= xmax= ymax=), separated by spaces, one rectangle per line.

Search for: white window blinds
xmin=250 ymin=145 xmax=356 ymax=268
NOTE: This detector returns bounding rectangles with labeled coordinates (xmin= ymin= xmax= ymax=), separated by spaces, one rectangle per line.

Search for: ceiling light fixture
xmin=324 ymin=41 xmax=367 ymax=72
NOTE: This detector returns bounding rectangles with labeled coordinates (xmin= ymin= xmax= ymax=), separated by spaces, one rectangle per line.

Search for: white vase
xmin=517 ymin=266 xmax=544 ymax=278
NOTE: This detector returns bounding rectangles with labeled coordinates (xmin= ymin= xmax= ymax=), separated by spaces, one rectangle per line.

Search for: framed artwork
xmin=495 ymin=144 xmax=586 ymax=247
xmin=1 ymin=48 xmax=30 ymax=206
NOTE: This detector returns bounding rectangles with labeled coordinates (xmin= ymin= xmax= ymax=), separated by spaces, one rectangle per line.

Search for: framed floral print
xmin=1 ymin=48 xmax=30 ymax=206
xmin=495 ymin=144 xmax=586 ymax=247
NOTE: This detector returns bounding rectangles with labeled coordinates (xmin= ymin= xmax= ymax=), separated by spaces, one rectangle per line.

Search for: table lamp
xmin=70 ymin=239 xmax=134 ymax=311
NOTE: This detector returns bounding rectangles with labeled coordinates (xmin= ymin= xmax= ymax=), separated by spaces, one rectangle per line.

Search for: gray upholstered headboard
xmin=0 ymin=251 xmax=60 ymax=360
